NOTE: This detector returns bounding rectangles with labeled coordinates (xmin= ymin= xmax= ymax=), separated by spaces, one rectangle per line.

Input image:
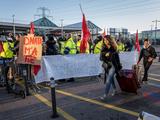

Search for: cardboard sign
xmin=17 ymin=34 xmax=42 ymax=65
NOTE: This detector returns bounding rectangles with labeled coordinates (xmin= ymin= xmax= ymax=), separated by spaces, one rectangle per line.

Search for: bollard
xmin=23 ymin=67 xmax=30 ymax=96
xmin=50 ymin=77 xmax=59 ymax=118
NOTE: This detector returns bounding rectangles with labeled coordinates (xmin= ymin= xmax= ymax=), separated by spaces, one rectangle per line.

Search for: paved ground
xmin=0 ymin=61 xmax=160 ymax=120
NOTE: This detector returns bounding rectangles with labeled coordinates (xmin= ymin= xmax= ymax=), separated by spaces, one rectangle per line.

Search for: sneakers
xmin=143 ymin=81 xmax=148 ymax=85
xmin=111 ymin=89 xmax=118 ymax=96
xmin=100 ymin=94 xmax=107 ymax=100
xmin=100 ymin=90 xmax=118 ymax=100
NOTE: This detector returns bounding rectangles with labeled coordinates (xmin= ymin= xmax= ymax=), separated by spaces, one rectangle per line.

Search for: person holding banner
xmin=137 ymin=39 xmax=157 ymax=84
xmin=93 ymin=35 xmax=103 ymax=54
xmin=76 ymin=35 xmax=81 ymax=54
xmin=63 ymin=34 xmax=77 ymax=55
xmin=64 ymin=34 xmax=77 ymax=82
xmin=100 ymin=35 xmax=122 ymax=100
xmin=46 ymin=36 xmax=59 ymax=55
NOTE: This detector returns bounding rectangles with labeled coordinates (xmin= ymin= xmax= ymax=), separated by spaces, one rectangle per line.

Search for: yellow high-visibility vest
xmin=59 ymin=41 xmax=66 ymax=55
xmin=64 ymin=38 xmax=77 ymax=54
xmin=0 ymin=41 xmax=14 ymax=58
xmin=117 ymin=43 xmax=125 ymax=52
xmin=76 ymin=40 xmax=81 ymax=53
xmin=94 ymin=40 xmax=103 ymax=54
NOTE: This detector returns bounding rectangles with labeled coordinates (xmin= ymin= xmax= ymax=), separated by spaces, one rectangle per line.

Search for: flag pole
xmin=79 ymin=3 xmax=83 ymax=14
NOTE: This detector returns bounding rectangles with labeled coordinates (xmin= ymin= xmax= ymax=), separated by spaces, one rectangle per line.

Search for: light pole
xmin=12 ymin=14 xmax=15 ymax=37
xmin=150 ymin=25 xmax=153 ymax=41
xmin=152 ymin=20 xmax=160 ymax=45
xmin=60 ymin=19 xmax=64 ymax=37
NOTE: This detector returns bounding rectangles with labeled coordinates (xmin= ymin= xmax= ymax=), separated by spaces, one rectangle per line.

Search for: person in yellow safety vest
xmin=94 ymin=36 xmax=103 ymax=54
xmin=60 ymin=41 xmax=66 ymax=54
xmin=85 ymin=42 xmax=90 ymax=54
xmin=58 ymin=37 xmax=66 ymax=55
xmin=117 ymin=39 xmax=125 ymax=52
xmin=64 ymin=34 xmax=77 ymax=55
xmin=76 ymin=35 xmax=81 ymax=54
xmin=0 ymin=39 xmax=14 ymax=59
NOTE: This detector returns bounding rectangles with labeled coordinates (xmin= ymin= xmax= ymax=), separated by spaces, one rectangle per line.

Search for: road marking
xmin=56 ymin=90 xmax=139 ymax=117
xmin=149 ymin=73 xmax=160 ymax=77
xmin=148 ymin=82 xmax=160 ymax=88
xmin=142 ymin=73 xmax=160 ymax=77
xmin=34 ymin=94 xmax=77 ymax=120
xmin=18 ymin=82 xmax=76 ymax=120
xmin=41 ymin=85 xmax=139 ymax=117
xmin=141 ymin=73 xmax=160 ymax=80
xmin=148 ymin=77 xmax=160 ymax=82
xmin=152 ymin=63 xmax=160 ymax=66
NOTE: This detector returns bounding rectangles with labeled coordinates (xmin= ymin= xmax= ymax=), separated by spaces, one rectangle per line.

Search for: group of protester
xmin=43 ymin=33 xmax=133 ymax=56
xmin=0 ymin=32 xmax=157 ymax=100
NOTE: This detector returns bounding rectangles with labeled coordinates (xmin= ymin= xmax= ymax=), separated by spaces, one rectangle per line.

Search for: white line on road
xmin=148 ymin=82 xmax=160 ymax=88
xmin=149 ymin=73 xmax=160 ymax=77
xmin=148 ymin=77 xmax=160 ymax=82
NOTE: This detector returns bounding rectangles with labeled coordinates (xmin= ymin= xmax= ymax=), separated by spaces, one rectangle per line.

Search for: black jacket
xmin=138 ymin=45 xmax=157 ymax=63
xmin=100 ymin=45 xmax=122 ymax=72
xmin=46 ymin=40 xmax=59 ymax=55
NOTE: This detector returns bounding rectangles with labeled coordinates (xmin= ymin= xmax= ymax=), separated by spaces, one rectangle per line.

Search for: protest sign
xmin=17 ymin=34 xmax=42 ymax=65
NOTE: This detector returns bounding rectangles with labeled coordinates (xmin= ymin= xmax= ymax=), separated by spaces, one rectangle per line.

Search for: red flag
xmin=135 ymin=30 xmax=140 ymax=54
xmin=30 ymin=22 xmax=35 ymax=34
xmin=30 ymin=22 xmax=41 ymax=76
xmin=102 ymin=28 xmax=106 ymax=37
xmin=80 ymin=14 xmax=91 ymax=53
xmin=0 ymin=42 xmax=4 ymax=53
xmin=33 ymin=65 xmax=41 ymax=76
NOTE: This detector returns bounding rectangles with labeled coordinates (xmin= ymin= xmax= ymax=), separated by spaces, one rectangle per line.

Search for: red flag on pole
xmin=30 ymin=22 xmax=35 ymax=34
xmin=80 ymin=14 xmax=91 ymax=53
xmin=135 ymin=30 xmax=140 ymax=54
xmin=33 ymin=65 xmax=41 ymax=76
xmin=0 ymin=42 xmax=4 ymax=53
xmin=30 ymin=22 xmax=41 ymax=75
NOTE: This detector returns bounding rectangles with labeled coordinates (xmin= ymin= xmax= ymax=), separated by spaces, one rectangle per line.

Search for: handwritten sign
xmin=17 ymin=34 xmax=42 ymax=65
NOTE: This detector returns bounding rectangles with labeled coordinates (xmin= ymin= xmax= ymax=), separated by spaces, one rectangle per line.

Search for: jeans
xmin=105 ymin=65 xmax=116 ymax=95
xmin=143 ymin=60 xmax=152 ymax=81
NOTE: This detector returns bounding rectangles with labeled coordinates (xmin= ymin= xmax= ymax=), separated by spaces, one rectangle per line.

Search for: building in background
xmin=0 ymin=17 xmax=101 ymax=42
xmin=64 ymin=20 xmax=102 ymax=40
xmin=142 ymin=29 xmax=160 ymax=45
xmin=108 ymin=28 xmax=129 ymax=41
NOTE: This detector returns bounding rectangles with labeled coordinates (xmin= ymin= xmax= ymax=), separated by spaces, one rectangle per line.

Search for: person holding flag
xmin=137 ymin=38 xmax=157 ymax=84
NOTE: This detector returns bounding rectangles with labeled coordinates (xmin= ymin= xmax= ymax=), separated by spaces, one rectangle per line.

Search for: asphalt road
xmin=0 ymin=62 xmax=160 ymax=120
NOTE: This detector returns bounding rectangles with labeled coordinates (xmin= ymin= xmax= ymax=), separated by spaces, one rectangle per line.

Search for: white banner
xmin=35 ymin=51 xmax=138 ymax=83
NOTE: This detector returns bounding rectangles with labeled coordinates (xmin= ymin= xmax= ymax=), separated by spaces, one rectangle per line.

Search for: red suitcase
xmin=116 ymin=69 xmax=140 ymax=94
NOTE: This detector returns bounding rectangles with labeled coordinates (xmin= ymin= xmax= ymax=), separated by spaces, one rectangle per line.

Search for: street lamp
xmin=60 ymin=19 xmax=64 ymax=37
xmin=152 ymin=20 xmax=160 ymax=45
xmin=12 ymin=14 xmax=15 ymax=37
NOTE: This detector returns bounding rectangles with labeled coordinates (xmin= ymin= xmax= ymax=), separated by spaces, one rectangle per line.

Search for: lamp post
xmin=12 ymin=14 xmax=15 ymax=37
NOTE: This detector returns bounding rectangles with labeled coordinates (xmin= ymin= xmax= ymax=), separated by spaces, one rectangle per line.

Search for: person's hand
xmin=105 ymin=53 xmax=110 ymax=57
xmin=148 ymin=57 xmax=153 ymax=62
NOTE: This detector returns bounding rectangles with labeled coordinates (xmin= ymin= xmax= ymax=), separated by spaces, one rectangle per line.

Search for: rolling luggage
xmin=116 ymin=69 xmax=140 ymax=94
